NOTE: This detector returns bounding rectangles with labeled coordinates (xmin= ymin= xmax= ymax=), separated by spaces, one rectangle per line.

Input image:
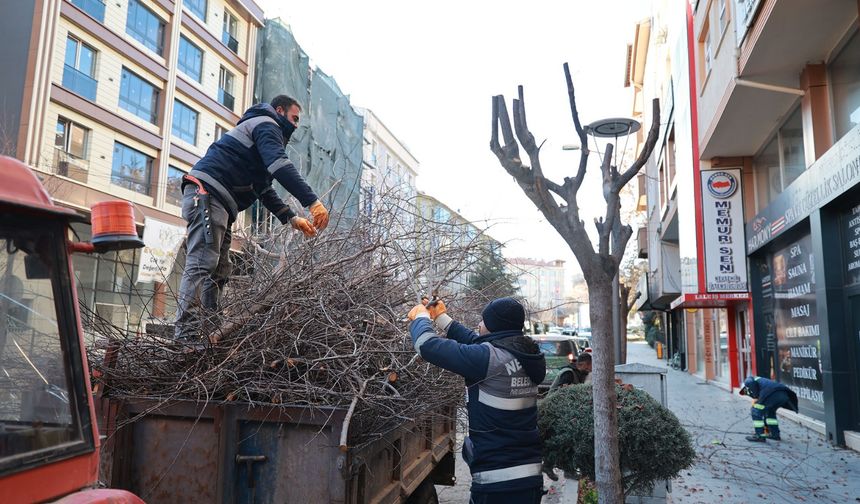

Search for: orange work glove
xmin=290 ymin=216 xmax=316 ymax=237
xmin=407 ymin=304 xmax=430 ymax=321
xmin=309 ymin=201 xmax=329 ymax=231
xmin=426 ymin=299 xmax=447 ymax=320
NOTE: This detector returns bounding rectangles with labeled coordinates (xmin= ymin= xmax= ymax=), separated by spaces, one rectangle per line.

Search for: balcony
xmin=62 ymin=65 xmax=97 ymax=102
xmin=70 ymin=0 xmax=105 ymax=23
xmin=218 ymin=88 xmax=235 ymax=111
xmin=221 ymin=31 xmax=239 ymax=54
xmin=53 ymin=148 xmax=89 ymax=183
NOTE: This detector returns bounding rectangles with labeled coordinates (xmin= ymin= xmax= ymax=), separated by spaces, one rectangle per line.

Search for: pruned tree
xmin=490 ymin=63 xmax=659 ymax=503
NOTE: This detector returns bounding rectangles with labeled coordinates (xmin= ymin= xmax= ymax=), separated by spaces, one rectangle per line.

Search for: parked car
xmin=560 ymin=328 xmax=577 ymax=336
xmin=532 ymin=335 xmax=579 ymax=390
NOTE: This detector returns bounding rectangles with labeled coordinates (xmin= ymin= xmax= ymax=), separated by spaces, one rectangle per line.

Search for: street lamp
xmin=585 ymin=117 xmax=641 ymax=365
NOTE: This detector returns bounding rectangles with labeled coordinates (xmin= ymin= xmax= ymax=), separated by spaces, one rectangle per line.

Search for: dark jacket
xmin=549 ymin=365 xmax=589 ymax=391
xmin=188 ymin=103 xmax=318 ymax=224
xmin=743 ymin=376 xmax=799 ymax=412
xmin=409 ymin=317 xmax=546 ymax=493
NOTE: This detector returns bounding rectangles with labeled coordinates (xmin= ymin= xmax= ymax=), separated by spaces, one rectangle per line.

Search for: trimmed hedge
xmin=539 ymin=384 xmax=696 ymax=494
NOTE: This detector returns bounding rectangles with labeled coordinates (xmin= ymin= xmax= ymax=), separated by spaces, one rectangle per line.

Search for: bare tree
xmin=490 ymin=63 xmax=659 ymax=503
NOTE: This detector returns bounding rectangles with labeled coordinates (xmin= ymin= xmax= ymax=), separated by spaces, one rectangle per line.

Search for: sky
xmin=256 ymin=0 xmax=650 ymax=279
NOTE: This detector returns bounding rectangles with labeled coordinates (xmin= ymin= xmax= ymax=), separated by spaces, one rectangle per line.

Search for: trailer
xmin=97 ymin=398 xmax=456 ymax=503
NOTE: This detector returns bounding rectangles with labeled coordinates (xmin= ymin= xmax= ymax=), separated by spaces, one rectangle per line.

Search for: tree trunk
xmin=588 ymin=278 xmax=623 ymax=503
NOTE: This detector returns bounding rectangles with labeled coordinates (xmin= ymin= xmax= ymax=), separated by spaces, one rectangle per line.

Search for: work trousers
xmin=469 ymin=487 xmax=543 ymax=504
xmin=751 ymin=390 xmax=790 ymax=438
xmin=174 ymin=185 xmax=233 ymax=340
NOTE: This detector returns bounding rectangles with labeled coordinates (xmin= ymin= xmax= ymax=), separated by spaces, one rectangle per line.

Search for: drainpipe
xmin=734 ymin=78 xmax=805 ymax=96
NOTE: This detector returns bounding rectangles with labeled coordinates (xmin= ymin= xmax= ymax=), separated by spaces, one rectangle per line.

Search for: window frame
xmin=111 ymin=141 xmax=154 ymax=196
xmin=55 ymin=117 xmax=91 ymax=160
xmin=185 ymin=0 xmax=206 ymax=21
xmin=0 ymin=217 xmax=96 ymax=477
xmin=177 ymin=35 xmax=203 ymax=83
xmin=119 ymin=67 xmax=159 ymax=124
xmin=125 ymin=0 xmax=165 ymax=55
xmin=752 ymin=103 xmax=807 ymax=212
xmin=166 ymin=165 xmax=187 ymax=207
xmin=172 ymin=99 xmax=198 ymax=145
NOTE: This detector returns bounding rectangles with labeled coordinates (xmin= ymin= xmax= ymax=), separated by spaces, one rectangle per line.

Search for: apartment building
xmin=634 ymin=0 xmax=860 ymax=448
xmin=357 ymin=107 xmax=419 ymax=216
xmin=1 ymin=0 xmax=263 ymax=331
xmin=508 ymin=258 xmax=566 ymax=324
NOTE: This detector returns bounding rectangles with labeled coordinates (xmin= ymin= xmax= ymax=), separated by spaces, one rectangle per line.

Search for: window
xmin=111 ymin=142 xmax=153 ymax=195
xmin=172 ymin=100 xmax=198 ymax=145
xmin=370 ymin=140 xmax=378 ymax=165
xmin=62 ymin=36 xmax=97 ymax=101
xmin=185 ymin=0 xmax=206 ymax=21
xmin=177 ymin=36 xmax=203 ymax=82
xmin=166 ymin=166 xmax=186 ymax=206
xmin=716 ymin=0 xmax=729 ymax=37
xmin=0 ymin=218 xmax=91 ymax=472
xmin=703 ymin=28 xmax=712 ymax=76
xmin=753 ymin=107 xmax=806 ymax=211
xmin=222 ymin=9 xmax=239 ymax=53
xmin=70 ymin=0 xmax=105 ymax=23
xmin=119 ymin=68 xmax=159 ymax=124
xmin=126 ymin=0 xmax=164 ymax=55
xmin=830 ymin=30 xmax=860 ymax=141
xmin=218 ymin=66 xmax=235 ymax=111
xmin=214 ymin=124 xmax=227 ymax=141
xmin=55 ymin=118 xmax=89 ymax=159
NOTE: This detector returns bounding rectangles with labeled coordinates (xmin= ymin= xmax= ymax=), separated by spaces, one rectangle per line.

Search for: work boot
xmin=768 ymin=435 xmax=782 ymax=441
xmin=745 ymin=434 xmax=767 ymax=443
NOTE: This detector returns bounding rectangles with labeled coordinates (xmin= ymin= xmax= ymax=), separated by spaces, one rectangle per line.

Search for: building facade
xmin=635 ymin=0 xmax=860 ymax=448
xmin=1 ymin=0 xmax=263 ymax=331
xmin=508 ymin=258 xmax=566 ymax=325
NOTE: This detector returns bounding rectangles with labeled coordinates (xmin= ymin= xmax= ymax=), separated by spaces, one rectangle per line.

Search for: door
xmin=737 ymin=309 xmax=753 ymax=381
xmin=848 ymin=294 xmax=860 ymax=431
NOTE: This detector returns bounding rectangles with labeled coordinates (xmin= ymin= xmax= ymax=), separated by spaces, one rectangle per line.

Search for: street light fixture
xmin=584 ymin=117 xmax=641 ymax=366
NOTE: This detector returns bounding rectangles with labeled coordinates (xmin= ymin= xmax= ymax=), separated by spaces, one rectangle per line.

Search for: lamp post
xmin=584 ymin=117 xmax=641 ymax=365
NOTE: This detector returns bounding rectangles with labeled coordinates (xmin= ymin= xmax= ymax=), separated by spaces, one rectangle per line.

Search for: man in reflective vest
xmin=407 ymin=297 xmax=546 ymax=504
xmin=739 ymin=376 xmax=799 ymax=442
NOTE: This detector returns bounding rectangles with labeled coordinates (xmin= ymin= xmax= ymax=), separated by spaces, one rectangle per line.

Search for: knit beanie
xmin=481 ymin=297 xmax=525 ymax=332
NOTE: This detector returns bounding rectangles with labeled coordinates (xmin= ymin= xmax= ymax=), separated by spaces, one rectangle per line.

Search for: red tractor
xmin=0 ymin=156 xmax=144 ymax=503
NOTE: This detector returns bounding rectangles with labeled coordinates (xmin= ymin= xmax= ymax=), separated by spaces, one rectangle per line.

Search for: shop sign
xmin=137 ymin=217 xmax=186 ymax=284
xmin=700 ymin=168 xmax=747 ymax=292
xmin=844 ymin=203 xmax=860 ymax=285
xmin=747 ymin=126 xmax=860 ymax=253
xmin=769 ymin=234 xmax=825 ymax=420
xmin=734 ymin=0 xmax=763 ymax=46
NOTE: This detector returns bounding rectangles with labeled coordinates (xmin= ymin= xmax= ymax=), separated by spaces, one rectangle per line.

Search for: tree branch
xmin=617 ymin=98 xmax=661 ymax=190
xmin=564 ymin=63 xmax=589 ymax=191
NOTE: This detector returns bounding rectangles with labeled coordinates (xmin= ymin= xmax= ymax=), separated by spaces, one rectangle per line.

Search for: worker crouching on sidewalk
xmin=407 ymin=297 xmax=546 ymax=504
xmin=740 ymin=376 xmax=799 ymax=442
xmin=175 ymin=95 xmax=329 ymax=342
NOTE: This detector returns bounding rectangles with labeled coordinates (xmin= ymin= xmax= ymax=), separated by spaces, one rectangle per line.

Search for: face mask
xmin=281 ymin=120 xmax=296 ymax=143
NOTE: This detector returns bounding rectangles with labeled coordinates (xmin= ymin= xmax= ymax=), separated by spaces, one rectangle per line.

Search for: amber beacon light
xmin=88 ymin=200 xmax=145 ymax=252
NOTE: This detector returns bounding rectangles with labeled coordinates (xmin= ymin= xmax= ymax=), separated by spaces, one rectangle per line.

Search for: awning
xmin=669 ymin=292 xmax=750 ymax=310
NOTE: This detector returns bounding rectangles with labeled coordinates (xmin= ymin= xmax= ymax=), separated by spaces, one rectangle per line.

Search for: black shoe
xmin=769 ymin=435 xmax=781 ymax=441
xmin=746 ymin=435 xmax=767 ymax=442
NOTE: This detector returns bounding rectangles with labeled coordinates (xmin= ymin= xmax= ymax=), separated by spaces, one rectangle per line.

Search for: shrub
xmin=539 ymin=384 xmax=696 ymax=495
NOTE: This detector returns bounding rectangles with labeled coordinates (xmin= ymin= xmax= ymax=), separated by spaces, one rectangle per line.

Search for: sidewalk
xmin=627 ymin=341 xmax=860 ymax=504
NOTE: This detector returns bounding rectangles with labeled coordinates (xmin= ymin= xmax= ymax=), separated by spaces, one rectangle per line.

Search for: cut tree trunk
xmin=587 ymin=279 xmax=623 ymax=503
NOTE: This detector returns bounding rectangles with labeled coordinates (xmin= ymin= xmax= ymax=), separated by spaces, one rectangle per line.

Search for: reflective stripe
xmin=227 ymin=116 xmax=277 ymax=147
xmin=753 ymin=420 xmax=765 ymax=427
xmin=753 ymin=403 xmax=766 ymax=410
xmin=414 ymin=331 xmax=435 ymax=357
xmin=477 ymin=390 xmax=536 ymax=411
xmin=766 ymin=418 xmax=779 ymax=425
xmin=471 ymin=463 xmax=543 ymax=485
xmin=267 ymin=157 xmax=295 ymax=175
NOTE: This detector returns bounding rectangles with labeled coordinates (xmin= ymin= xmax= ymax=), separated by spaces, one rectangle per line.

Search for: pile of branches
xmin=88 ymin=194 xmax=495 ymax=446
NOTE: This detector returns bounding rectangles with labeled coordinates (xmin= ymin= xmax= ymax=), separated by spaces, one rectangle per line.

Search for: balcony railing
xmin=221 ymin=31 xmax=239 ymax=54
xmin=218 ymin=88 xmax=235 ymax=111
xmin=53 ymin=148 xmax=89 ymax=184
xmin=62 ymin=65 xmax=98 ymax=102
xmin=70 ymin=0 xmax=106 ymax=22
